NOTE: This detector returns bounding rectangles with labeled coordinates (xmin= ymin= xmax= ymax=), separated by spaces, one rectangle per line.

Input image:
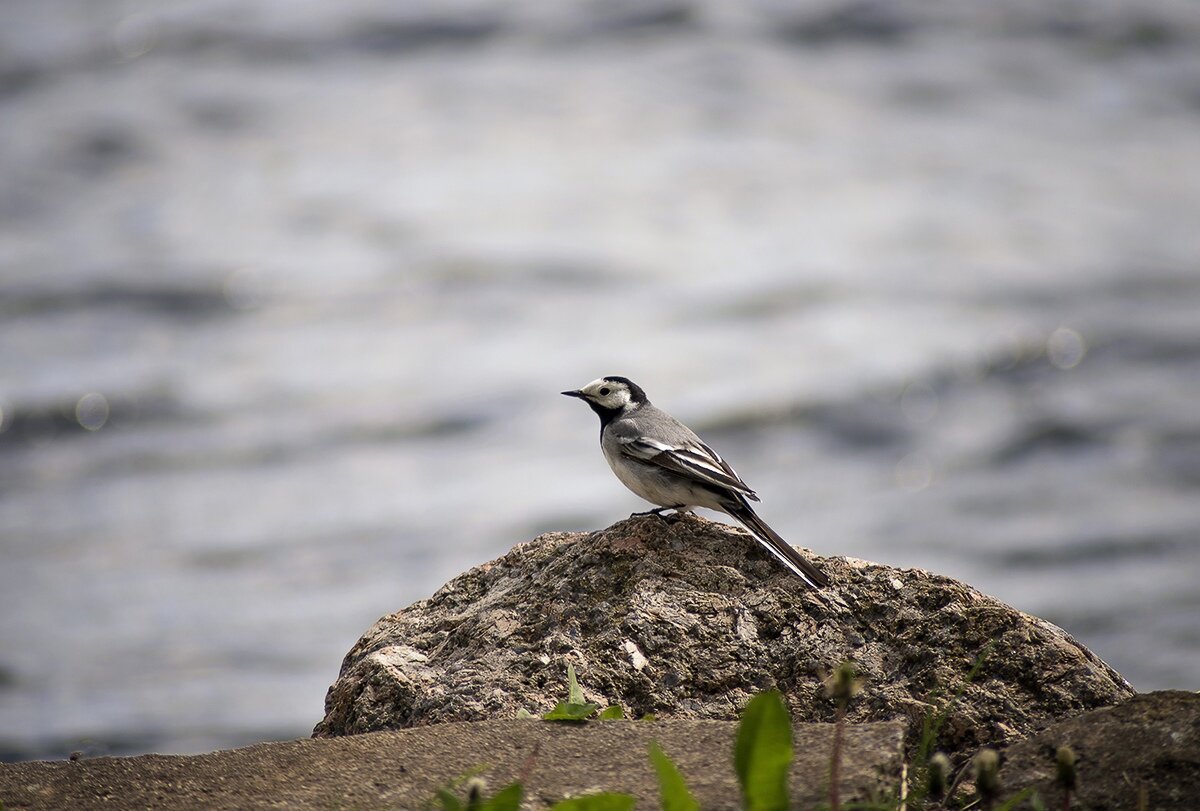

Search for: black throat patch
xmin=586 ymin=400 xmax=625 ymax=429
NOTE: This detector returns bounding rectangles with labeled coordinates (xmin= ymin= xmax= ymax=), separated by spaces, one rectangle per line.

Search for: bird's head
xmin=562 ymin=376 xmax=648 ymax=418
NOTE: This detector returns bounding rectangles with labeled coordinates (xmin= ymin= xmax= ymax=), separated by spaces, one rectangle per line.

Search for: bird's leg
xmin=630 ymin=505 xmax=689 ymax=523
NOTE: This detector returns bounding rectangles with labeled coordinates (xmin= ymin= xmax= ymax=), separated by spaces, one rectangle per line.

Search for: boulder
xmin=995 ymin=690 xmax=1200 ymax=810
xmin=315 ymin=515 xmax=1134 ymax=760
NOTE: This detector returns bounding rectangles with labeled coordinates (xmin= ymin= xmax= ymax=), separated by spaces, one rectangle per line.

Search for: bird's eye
xmin=599 ymin=387 xmax=611 ymax=396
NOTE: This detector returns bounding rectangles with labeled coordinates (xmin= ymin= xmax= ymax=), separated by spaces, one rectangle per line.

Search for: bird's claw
xmin=631 ymin=506 xmax=689 ymax=523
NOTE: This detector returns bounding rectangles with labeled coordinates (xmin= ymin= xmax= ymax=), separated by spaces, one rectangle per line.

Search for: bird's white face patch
xmin=578 ymin=377 xmax=632 ymax=410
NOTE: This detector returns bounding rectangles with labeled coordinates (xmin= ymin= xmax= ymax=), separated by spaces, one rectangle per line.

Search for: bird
xmin=562 ymin=375 xmax=829 ymax=588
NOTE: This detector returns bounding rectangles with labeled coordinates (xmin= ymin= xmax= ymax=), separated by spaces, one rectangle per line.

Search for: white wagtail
xmin=562 ymin=376 xmax=829 ymax=589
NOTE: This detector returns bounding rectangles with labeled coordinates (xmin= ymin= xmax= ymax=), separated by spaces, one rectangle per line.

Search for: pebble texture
xmin=314 ymin=515 xmax=1134 ymax=759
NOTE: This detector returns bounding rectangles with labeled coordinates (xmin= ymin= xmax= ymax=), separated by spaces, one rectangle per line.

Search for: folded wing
xmin=618 ymin=435 xmax=760 ymax=501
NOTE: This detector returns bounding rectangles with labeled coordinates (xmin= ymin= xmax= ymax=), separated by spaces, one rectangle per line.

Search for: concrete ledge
xmin=0 ymin=718 xmax=905 ymax=810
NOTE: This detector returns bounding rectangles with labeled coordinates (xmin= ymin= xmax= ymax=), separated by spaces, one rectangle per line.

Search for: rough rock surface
xmin=0 ymin=718 xmax=905 ymax=811
xmin=995 ymin=691 xmax=1200 ymax=810
xmin=315 ymin=516 xmax=1134 ymax=759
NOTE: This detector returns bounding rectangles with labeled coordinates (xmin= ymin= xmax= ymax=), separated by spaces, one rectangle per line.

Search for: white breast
xmin=601 ymin=442 xmax=723 ymax=511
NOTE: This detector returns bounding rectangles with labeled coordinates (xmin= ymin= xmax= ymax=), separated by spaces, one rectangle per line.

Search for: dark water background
xmin=2 ymin=0 xmax=1199 ymax=761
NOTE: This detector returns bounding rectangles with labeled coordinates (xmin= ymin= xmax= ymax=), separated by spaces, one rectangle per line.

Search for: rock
xmin=314 ymin=515 xmax=1133 ymax=760
xmin=0 ymin=717 xmax=906 ymax=810
xmin=995 ymin=690 xmax=1200 ymax=810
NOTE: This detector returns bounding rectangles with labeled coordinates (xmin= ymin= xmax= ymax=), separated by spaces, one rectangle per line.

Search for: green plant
xmin=734 ymin=690 xmax=793 ymax=811
xmin=535 ymin=663 xmax=629 ymax=722
xmin=974 ymin=748 xmax=1000 ymax=810
xmin=917 ymin=642 xmax=994 ymax=765
xmin=905 ymin=642 xmax=996 ymax=808
xmin=649 ymin=741 xmax=699 ymax=811
xmin=428 ymin=776 xmax=523 ymax=811
xmin=993 ymin=788 xmax=1036 ymax=811
xmin=1055 ymin=745 xmax=1076 ymax=811
xmin=542 ymin=663 xmax=601 ymax=722
xmin=825 ymin=661 xmax=862 ymax=811
xmin=434 ymin=649 xmax=1085 ymax=811
xmin=926 ymin=752 xmax=951 ymax=804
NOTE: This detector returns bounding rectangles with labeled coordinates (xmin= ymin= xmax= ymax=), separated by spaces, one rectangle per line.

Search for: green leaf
xmin=567 ymin=662 xmax=585 ymax=705
xmin=425 ymin=767 xmax=490 ymax=811
xmin=515 ymin=708 xmax=535 ymax=719
xmin=649 ymin=742 xmax=699 ymax=811
xmin=734 ymin=690 xmax=793 ymax=811
xmin=434 ymin=788 xmax=464 ymax=811
xmin=598 ymin=705 xmax=626 ymax=720
xmin=482 ymin=783 xmax=524 ymax=811
xmin=550 ymin=792 xmax=637 ymax=811
xmin=542 ymin=701 xmax=600 ymax=722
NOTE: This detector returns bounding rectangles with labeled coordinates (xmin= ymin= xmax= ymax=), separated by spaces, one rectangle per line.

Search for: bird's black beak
xmin=561 ymin=390 xmax=584 ymax=399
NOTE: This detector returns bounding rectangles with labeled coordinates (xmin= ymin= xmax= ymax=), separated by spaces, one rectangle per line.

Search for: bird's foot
xmin=630 ymin=506 xmax=690 ymax=523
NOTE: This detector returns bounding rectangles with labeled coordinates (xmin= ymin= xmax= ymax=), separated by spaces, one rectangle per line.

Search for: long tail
xmin=727 ymin=504 xmax=829 ymax=589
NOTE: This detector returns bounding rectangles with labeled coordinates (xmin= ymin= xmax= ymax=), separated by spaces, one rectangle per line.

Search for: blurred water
xmin=2 ymin=0 xmax=1199 ymax=760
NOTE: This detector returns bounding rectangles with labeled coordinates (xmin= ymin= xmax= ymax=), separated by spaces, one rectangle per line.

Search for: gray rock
xmin=315 ymin=515 xmax=1134 ymax=760
xmin=995 ymin=690 xmax=1200 ymax=810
